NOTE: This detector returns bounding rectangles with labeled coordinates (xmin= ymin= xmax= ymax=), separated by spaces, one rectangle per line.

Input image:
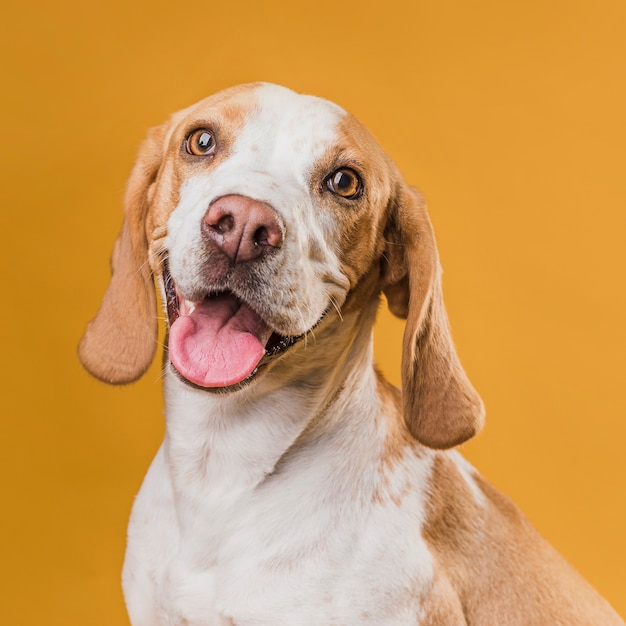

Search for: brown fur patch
xmin=419 ymin=571 xmax=467 ymax=625
xmin=147 ymin=85 xmax=259 ymax=264
xmin=422 ymin=454 xmax=624 ymax=624
xmin=308 ymin=113 xmax=398 ymax=291
xmin=375 ymin=373 xmax=416 ymax=469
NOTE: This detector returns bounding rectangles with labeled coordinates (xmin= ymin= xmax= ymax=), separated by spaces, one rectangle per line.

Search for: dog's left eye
xmin=326 ymin=168 xmax=362 ymax=199
xmin=185 ymin=128 xmax=216 ymax=156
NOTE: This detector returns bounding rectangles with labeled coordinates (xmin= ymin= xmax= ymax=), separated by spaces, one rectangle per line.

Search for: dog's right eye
xmin=185 ymin=129 xmax=216 ymax=156
xmin=326 ymin=168 xmax=362 ymax=199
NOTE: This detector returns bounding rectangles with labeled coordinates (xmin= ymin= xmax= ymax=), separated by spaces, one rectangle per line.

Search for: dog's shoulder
xmin=421 ymin=451 xmax=623 ymax=624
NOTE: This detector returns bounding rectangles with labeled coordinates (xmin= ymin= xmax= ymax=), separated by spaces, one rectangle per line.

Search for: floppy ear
xmin=78 ymin=127 xmax=166 ymax=384
xmin=382 ymin=186 xmax=485 ymax=449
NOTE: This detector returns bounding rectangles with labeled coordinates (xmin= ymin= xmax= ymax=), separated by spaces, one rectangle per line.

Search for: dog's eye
xmin=326 ymin=168 xmax=362 ymax=199
xmin=185 ymin=128 xmax=216 ymax=156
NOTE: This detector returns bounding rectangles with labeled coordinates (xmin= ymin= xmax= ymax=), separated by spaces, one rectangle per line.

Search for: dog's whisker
xmin=153 ymin=367 xmax=167 ymax=384
xmin=329 ymin=296 xmax=343 ymax=322
xmin=133 ymin=245 xmax=168 ymax=280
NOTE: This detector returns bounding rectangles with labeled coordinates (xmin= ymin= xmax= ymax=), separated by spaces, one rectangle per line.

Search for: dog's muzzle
xmin=165 ymin=279 xmax=298 ymax=389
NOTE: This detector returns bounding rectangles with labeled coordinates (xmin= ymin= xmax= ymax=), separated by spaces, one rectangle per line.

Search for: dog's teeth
xmin=179 ymin=299 xmax=196 ymax=316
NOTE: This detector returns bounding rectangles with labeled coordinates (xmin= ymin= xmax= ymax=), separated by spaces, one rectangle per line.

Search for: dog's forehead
xmin=183 ymin=83 xmax=348 ymax=165
xmin=246 ymin=83 xmax=347 ymax=150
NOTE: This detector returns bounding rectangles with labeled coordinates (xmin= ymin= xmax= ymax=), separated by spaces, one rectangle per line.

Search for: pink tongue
xmin=169 ymin=293 xmax=272 ymax=387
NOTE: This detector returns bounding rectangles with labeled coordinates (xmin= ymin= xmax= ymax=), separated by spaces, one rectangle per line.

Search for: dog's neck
xmin=161 ymin=296 xmax=402 ymax=504
xmin=156 ymin=295 xmax=434 ymax=585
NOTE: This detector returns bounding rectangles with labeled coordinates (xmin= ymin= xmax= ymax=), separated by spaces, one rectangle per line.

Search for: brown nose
xmin=202 ymin=195 xmax=284 ymax=263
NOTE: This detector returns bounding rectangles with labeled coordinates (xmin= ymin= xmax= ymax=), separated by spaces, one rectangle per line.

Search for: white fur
xmin=124 ymin=352 xmax=439 ymax=625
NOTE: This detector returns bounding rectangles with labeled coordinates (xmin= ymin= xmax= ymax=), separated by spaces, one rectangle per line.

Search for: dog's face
xmin=79 ymin=83 xmax=484 ymax=449
xmin=158 ymin=84 xmax=397 ymax=389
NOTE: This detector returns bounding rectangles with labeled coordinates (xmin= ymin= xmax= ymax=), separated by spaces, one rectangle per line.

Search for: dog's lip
xmin=162 ymin=264 xmax=318 ymax=387
xmin=163 ymin=265 xmax=301 ymax=354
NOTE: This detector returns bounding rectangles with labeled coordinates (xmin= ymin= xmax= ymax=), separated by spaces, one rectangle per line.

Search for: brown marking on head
xmin=145 ymin=85 xmax=260 ymax=265
xmin=309 ymin=113 xmax=397 ymax=291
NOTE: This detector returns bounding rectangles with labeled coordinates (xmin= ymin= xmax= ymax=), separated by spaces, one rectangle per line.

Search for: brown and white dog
xmin=79 ymin=83 xmax=624 ymax=625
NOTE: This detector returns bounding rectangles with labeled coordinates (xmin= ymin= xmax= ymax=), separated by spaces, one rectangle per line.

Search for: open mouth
xmin=163 ymin=265 xmax=300 ymax=389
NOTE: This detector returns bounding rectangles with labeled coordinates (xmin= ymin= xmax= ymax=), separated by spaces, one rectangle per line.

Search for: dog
xmin=79 ymin=83 xmax=624 ymax=625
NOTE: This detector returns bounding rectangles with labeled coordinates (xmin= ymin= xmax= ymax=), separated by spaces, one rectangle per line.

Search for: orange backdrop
xmin=2 ymin=0 xmax=624 ymax=622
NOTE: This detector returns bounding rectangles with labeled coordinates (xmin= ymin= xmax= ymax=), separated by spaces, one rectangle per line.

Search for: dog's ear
xmin=78 ymin=126 xmax=167 ymax=384
xmin=381 ymin=186 xmax=484 ymax=449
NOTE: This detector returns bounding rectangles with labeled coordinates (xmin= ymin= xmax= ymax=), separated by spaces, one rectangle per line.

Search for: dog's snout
xmin=202 ymin=195 xmax=284 ymax=263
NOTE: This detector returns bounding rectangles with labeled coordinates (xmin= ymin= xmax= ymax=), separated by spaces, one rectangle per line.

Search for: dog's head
xmin=79 ymin=83 xmax=483 ymax=449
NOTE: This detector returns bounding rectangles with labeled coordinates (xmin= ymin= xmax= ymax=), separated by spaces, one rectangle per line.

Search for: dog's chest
xmin=137 ymin=415 xmax=436 ymax=624
xmin=160 ymin=480 xmax=435 ymax=626
xmin=124 ymin=374 xmax=438 ymax=625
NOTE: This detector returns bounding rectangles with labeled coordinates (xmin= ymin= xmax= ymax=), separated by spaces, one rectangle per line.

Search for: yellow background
xmin=2 ymin=0 xmax=625 ymax=622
